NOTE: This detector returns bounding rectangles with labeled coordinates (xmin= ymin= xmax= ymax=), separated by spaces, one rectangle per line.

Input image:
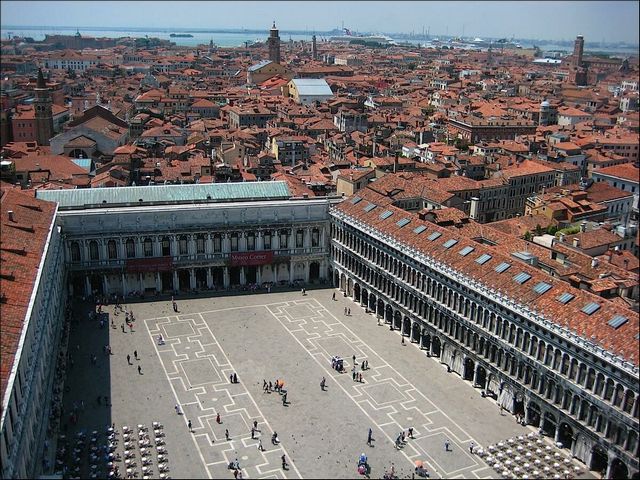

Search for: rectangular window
xmin=143 ymin=240 xmax=153 ymax=257
xmin=280 ymin=231 xmax=288 ymax=249
xmin=296 ymin=230 xmax=304 ymax=248
xmin=179 ymin=237 xmax=188 ymax=255
xmin=311 ymin=229 xmax=319 ymax=247
xmin=263 ymin=233 xmax=271 ymax=250
xmin=196 ymin=236 xmax=205 ymax=254
xmin=126 ymin=240 xmax=135 ymax=258
xmin=231 ymin=235 xmax=238 ymax=251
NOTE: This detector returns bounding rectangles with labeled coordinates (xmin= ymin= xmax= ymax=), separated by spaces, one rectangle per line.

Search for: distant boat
xmin=170 ymin=33 xmax=194 ymax=38
xmin=329 ymin=28 xmax=396 ymax=45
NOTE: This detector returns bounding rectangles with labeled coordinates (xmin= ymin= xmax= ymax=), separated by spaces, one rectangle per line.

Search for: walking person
xmin=281 ymin=454 xmax=287 ymax=470
xmin=444 ymin=439 xmax=450 ymax=452
xmin=216 ymin=413 xmax=221 ymax=424
xmin=282 ymin=392 xmax=287 ymax=405
xmin=320 ymin=376 xmax=326 ymax=391
xmin=137 ymin=365 xmax=142 ymax=375
xmin=121 ymin=323 xmax=125 ymax=333
xmin=251 ymin=427 xmax=255 ymax=439
xmin=332 ymin=292 xmax=336 ymax=301
xmin=408 ymin=427 xmax=414 ymax=439
xmin=233 ymin=373 xmax=238 ymax=384
xmin=188 ymin=420 xmax=192 ymax=433
xmin=367 ymin=428 xmax=373 ymax=446
xmin=344 ymin=307 xmax=347 ymax=315
xmin=134 ymin=350 xmax=138 ymax=360
xmin=258 ymin=439 xmax=264 ymax=451
xmin=272 ymin=432 xmax=278 ymax=445
xmin=126 ymin=354 xmax=131 ymax=365
xmin=253 ymin=420 xmax=258 ymax=430
xmin=469 ymin=441 xmax=475 ymax=454
xmin=348 ymin=308 xmax=351 ymax=316
xmin=225 ymin=429 xmax=230 ymax=441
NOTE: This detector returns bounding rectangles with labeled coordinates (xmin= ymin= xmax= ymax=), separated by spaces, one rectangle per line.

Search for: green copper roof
xmin=36 ymin=181 xmax=291 ymax=208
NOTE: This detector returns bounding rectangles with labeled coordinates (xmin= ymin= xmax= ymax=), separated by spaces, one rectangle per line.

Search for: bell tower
xmin=34 ymin=68 xmax=54 ymax=146
xmin=268 ymin=21 xmax=281 ymax=64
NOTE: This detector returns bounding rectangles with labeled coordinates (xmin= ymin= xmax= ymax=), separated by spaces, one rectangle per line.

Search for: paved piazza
xmin=62 ymin=288 xmax=552 ymax=479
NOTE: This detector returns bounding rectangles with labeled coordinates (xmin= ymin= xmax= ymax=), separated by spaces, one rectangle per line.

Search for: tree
xmin=523 ymin=231 xmax=532 ymax=241
xmin=534 ymin=224 xmax=544 ymax=235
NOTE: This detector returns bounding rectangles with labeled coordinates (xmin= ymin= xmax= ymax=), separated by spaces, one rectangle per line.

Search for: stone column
xmin=223 ymin=267 xmax=230 ymax=288
xmin=554 ymin=423 xmax=561 ymax=443
xmin=206 ymin=268 xmax=213 ymax=289
xmin=239 ymin=233 xmax=247 ymax=252
xmin=289 ymin=261 xmax=295 ymax=283
xmin=304 ymin=261 xmax=310 ymax=283
xmin=473 ymin=364 xmax=481 ymax=386
xmin=223 ymin=234 xmax=231 ymax=253
xmin=189 ymin=269 xmax=196 ymax=290
xmin=171 ymin=235 xmax=178 ymax=257
xmin=139 ymin=273 xmax=144 ymax=292
xmin=304 ymin=227 xmax=311 ymax=249
xmin=122 ymin=273 xmax=128 ymax=296
xmin=240 ymin=267 xmax=246 ymax=285
xmin=524 ymin=400 xmax=531 ymax=424
xmin=173 ymin=271 xmax=179 ymax=292
xmin=85 ymin=276 xmax=92 ymax=297
xmin=100 ymin=241 xmax=107 ymax=262
xmin=153 ymin=236 xmax=161 ymax=257
xmin=256 ymin=266 xmax=262 ymax=285
xmin=135 ymin=237 xmax=142 ymax=258
xmin=257 ymin=231 xmax=264 ymax=251
xmin=273 ymin=232 xmax=280 ymax=250
xmin=205 ymin=233 xmax=213 ymax=255
xmin=155 ymin=272 xmax=161 ymax=292
xmin=103 ymin=275 xmax=109 ymax=295
xmin=118 ymin=238 xmax=126 ymax=259
xmin=82 ymin=241 xmax=90 ymax=263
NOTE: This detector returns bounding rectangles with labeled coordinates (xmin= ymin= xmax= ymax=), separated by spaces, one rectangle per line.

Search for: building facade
xmin=330 ymin=196 xmax=638 ymax=479
xmin=36 ymin=183 xmax=337 ymax=298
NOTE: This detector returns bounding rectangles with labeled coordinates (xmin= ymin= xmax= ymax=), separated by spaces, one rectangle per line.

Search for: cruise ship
xmin=329 ymin=28 xmax=396 ymax=46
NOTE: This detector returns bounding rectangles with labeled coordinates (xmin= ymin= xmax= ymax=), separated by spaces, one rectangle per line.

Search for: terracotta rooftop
xmin=0 ymin=189 xmax=58 ymax=403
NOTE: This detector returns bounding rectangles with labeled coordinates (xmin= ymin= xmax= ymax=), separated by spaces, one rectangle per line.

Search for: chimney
xmin=572 ymin=237 xmax=580 ymax=248
xmin=559 ymin=233 xmax=565 ymax=243
xmin=7 ymin=210 xmax=14 ymax=222
xmin=394 ymin=152 xmax=399 ymax=173
xmin=591 ymin=257 xmax=599 ymax=268
xmin=580 ymin=221 xmax=587 ymax=233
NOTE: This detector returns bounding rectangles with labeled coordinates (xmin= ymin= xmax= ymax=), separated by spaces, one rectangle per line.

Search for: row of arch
xmin=330 ymin=225 xmax=639 ymax=474
xmin=331 ymin=224 xmax=638 ymax=419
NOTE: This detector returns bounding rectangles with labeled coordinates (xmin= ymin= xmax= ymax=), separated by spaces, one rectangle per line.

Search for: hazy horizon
xmin=1 ymin=1 xmax=639 ymax=44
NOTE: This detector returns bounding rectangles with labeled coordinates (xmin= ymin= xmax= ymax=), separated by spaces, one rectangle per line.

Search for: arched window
xmin=107 ymin=240 xmax=117 ymax=259
xmin=70 ymin=242 xmax=81 ymax=262
xmin=126 ymin=238 xmax=135 ymax=258
xmin=213 ymin=234 xmax=222 ymax=253
xmin=230 ymin=233 xmax=238 ymax=252
xmin=296 ymin=229 xmax=304 ymax=248
xmin=280 ymin=229 xmax=288 ymax=249
xmin=196 ymin=234 xmax=205 ymax=254
xmin=89 ymin=240 xmax=99 ymax=261
xmin=312 ymin=228 xmax=320 ymax=247
xmin=246 ymin=232 xmax=255 ymax=251
xmin=143 ymin=238 xmax=153 ymax=257
xmin=161 ymin=236 xmax=170 ymax=256
xmin=263 ymin=231 xmax=271 ymax=250
xmin=179 ymin=235 xmax=188 ymax=255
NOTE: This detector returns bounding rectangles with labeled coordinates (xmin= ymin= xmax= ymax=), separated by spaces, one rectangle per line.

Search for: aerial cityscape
xmin=0 ymin=1 xmax=638 ymax=479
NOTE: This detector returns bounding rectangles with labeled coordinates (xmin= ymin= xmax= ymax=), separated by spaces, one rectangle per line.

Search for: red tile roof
xmin=0 ymin=189 xmax=57 ymax=401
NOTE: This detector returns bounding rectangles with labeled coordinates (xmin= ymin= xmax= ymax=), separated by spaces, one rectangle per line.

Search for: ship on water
xmin=329 ymin=28 xmax=396 ymax=46
xmin=170 ymin=33 xmax=194 ymax=38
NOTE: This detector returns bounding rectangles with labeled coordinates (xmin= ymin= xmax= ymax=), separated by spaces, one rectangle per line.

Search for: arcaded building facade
xmin=330 ymin=194 xmax=639 ymax=479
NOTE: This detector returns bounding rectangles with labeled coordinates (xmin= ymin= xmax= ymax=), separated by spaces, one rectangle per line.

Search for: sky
xmin=1 ymin=1 xmax=639 ymax=43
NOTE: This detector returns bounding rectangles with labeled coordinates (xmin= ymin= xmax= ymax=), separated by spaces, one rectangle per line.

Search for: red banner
xmin=229 ymin=251 xmax=273 ymax=267
xmin=126 ymin=257 xmax=173 ymax=273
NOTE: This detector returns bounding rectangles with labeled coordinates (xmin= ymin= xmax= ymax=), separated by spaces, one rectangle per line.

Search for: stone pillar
xmin=239 ymin=233 xmax=247 ymax=252
xmin=256 ymin=266 xmax=262 ymax=285
xmin=304 ymin=261 xmax=310 ymax=283
xmin=103 ymin=275 xmax=109 ymax=295
xmin=205 ymin=233 xmax=213 ymax=255
xmin=257 ymin=231 xmax=264 ymax=251
xmin=153 ymin=236 xmax=161 ymax=257
xmin=155 ymin=272 xmax=161 ymax=292
xmin=554 ymin=423 xmax=561 ymax=443
xmin=273 ymin=232 xmax=280 ymax=250
xmin=118 ymin=238 xmax=126 ymax=259
xmin=304 ymin=227 xmax=311 ymax=249
xmin=223 ymin=234 xmax=231 ymax=253
xmin=223 ymin=267 xmax=230 ymax=288
xmin=135 ymin=238 xmax=142 ymax=258
xmin=240 ymin=267 xmax=246 ymax=285
xmin=289 ymin=261 xmax=295 ymax=283
xmin=321 ymin=225 xmax=327 ymax=248
xmin=171 ymin=235 xmax=178 ymax=256
xmin=473 ymin=364 xmax=481 ymax=386
xmin=189 ymin=269 xmax=196 ymax=290
xmin=139 ymin=273 xmax=144 ymax=292
xmin=320 ymin=260 xmax=328 ymax=280
xmin=524 ymin=400 xmax=531 ymax=424
xmin=173 ymin=271 xmax=179 ymax=292
xmin=122 ymin=273 xmax=127 ymax=296
xmin=100 ymin=241 xmax=107 ymax=262
xmin=206 ymin=268 xmax=213 ymax=289
xmin=85 ymin=276 xmax=92 ymax=297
